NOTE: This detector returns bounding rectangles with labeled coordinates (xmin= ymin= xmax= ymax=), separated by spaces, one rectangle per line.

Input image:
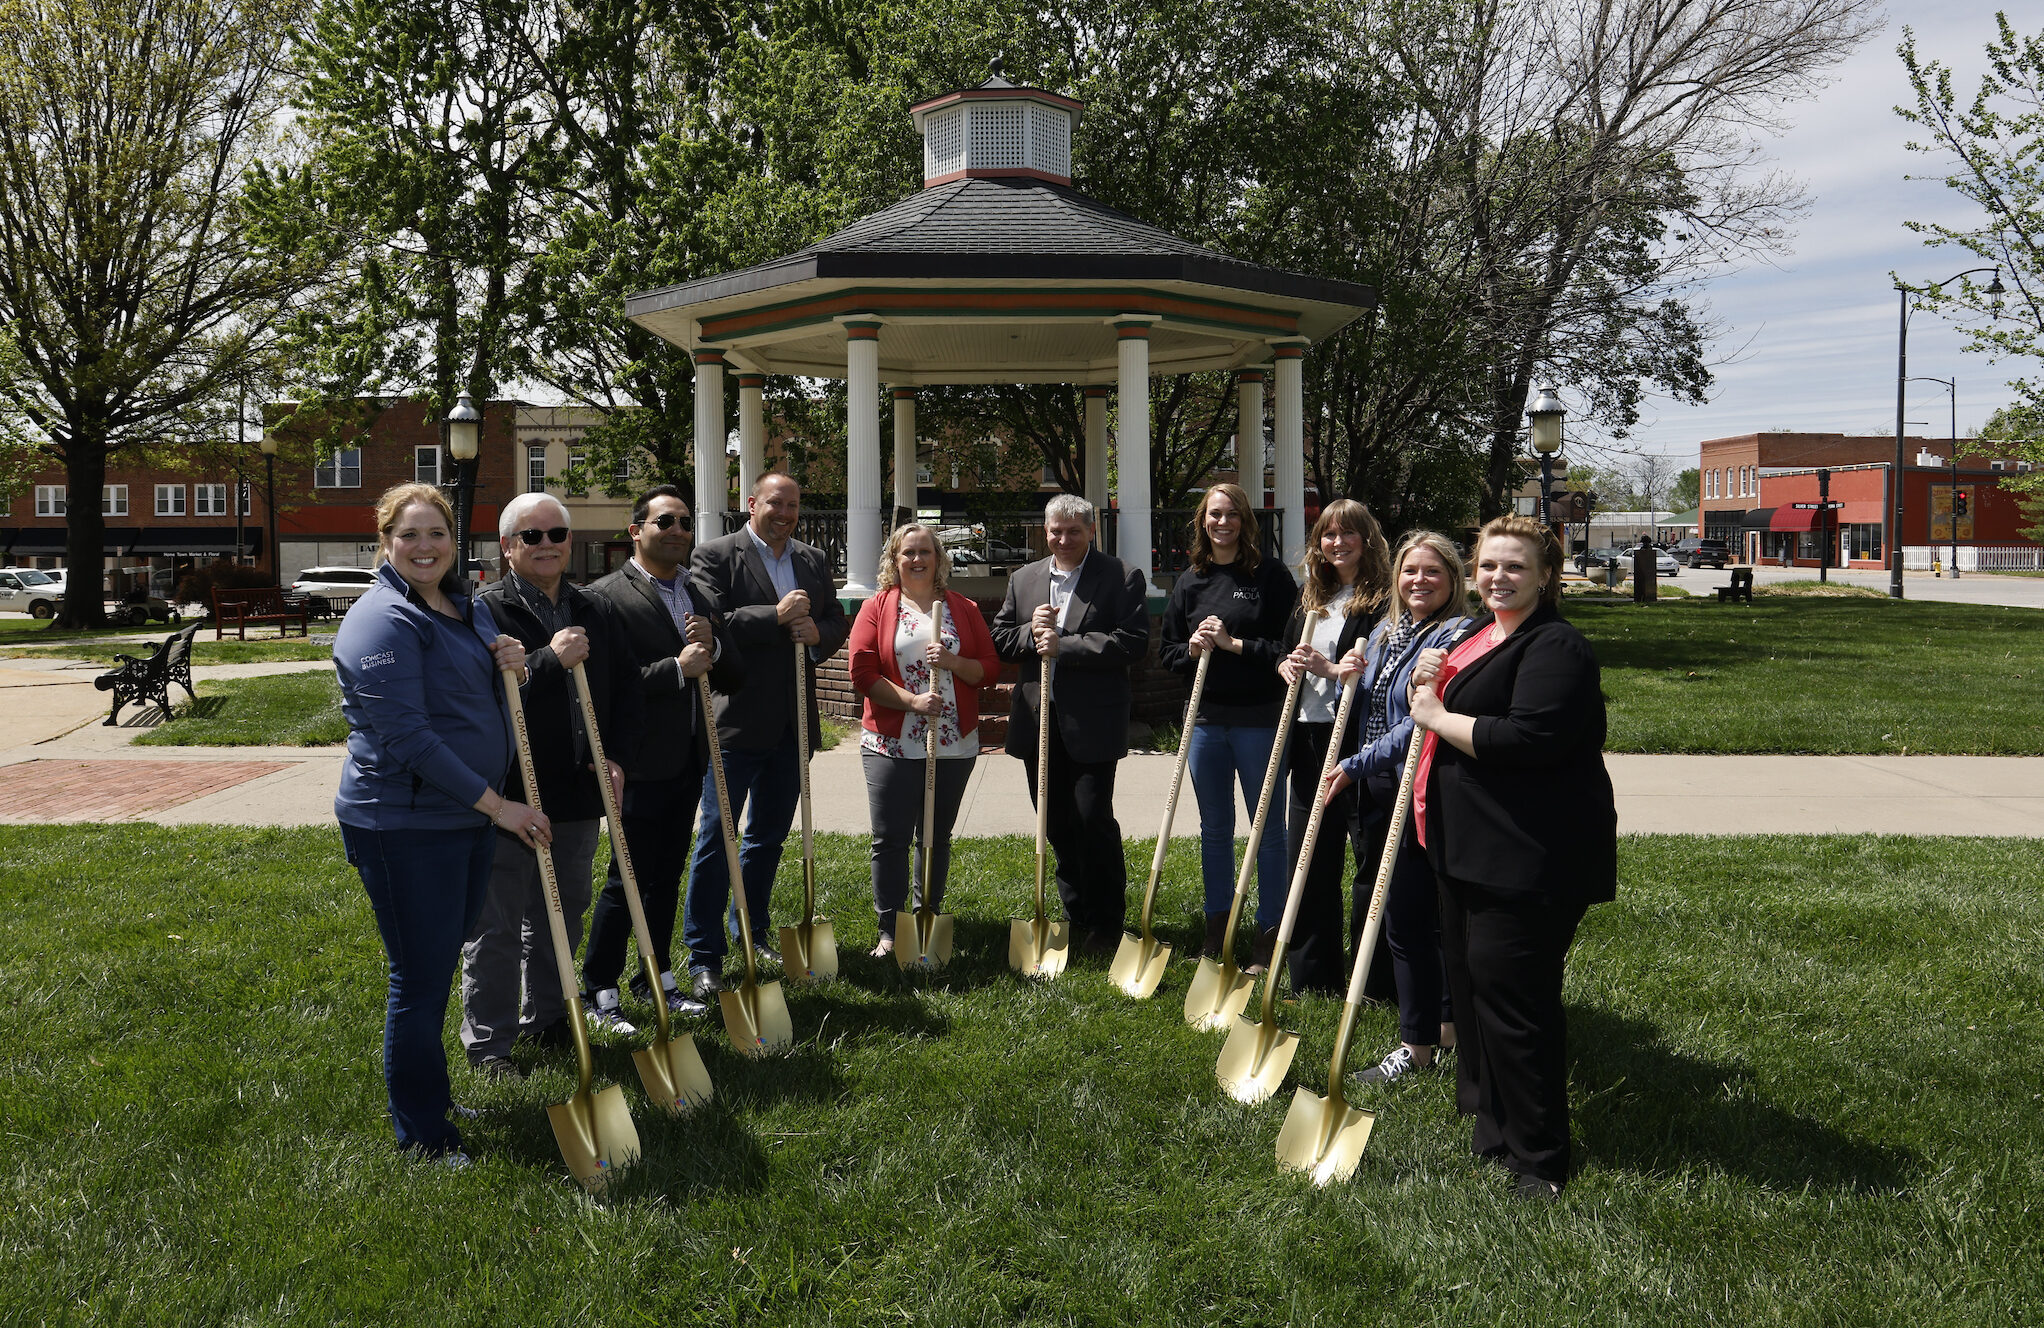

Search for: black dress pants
xmin=582 ymin=761 xmax=703 ymax=1000
xmin=1283 ymin=720 xmax=1369 ymax=995
xmin=1017 ymin=703 xmax=1126 ymax=940
xmin=1437 ymin=872 xmax=1586 ymax=1184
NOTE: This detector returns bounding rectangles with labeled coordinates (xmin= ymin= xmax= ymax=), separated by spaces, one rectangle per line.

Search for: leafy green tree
xmin=1671 ymin=467 xmax=1700 ymax=510
xmin=0 ymin=0 xmax=316 ymax=626
xmin=1899 ymin=15 xmax=2044 ymax=420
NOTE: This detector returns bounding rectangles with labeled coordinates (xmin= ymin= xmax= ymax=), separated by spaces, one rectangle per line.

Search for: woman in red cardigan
xmin=848 ymin=523 xmax=1000 ymax=956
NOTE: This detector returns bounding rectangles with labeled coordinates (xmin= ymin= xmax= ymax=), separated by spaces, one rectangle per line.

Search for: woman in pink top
xmin=847 ymin=524 xmax=1000 ymax=956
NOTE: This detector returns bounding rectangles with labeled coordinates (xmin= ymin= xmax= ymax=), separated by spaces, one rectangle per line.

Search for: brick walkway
xmin=0 ymin=759 xmax=291 ymax=821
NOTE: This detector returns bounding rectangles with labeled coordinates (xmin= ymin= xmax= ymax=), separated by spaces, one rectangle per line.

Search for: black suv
xmin=1672 ymin=537 xmax=1728 ymax=569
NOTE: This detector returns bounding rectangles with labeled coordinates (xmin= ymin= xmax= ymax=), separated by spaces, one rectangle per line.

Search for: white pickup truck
xmin=0 ymin=566 xmax=63 ymax=617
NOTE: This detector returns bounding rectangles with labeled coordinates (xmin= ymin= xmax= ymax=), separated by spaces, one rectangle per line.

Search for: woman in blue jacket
xmin=1323 ymin=530 xmax=1470 ymax=1086
xmin=334 ymin=482 xmax=542 ymax=1163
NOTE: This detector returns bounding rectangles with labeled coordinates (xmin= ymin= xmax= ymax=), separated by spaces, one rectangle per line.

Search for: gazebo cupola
xmin=911 ymin=63 xmax=1084 ymax=188
xmin=624 ymin=60 xmax=1376 ymax=600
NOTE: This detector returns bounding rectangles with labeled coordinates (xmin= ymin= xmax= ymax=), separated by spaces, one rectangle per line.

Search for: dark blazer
xmin=1422 ymin=605 xmax=1618 ymax=906
xmin=990 ymin=548 xmax=1150 ymax=765
xmin=477 ymin=576 xmax=643 ymax=822
xmin=583 ymin=560 xmax=744 ymax=783
xmin=689 ymin=527 xmax=850 ymax=753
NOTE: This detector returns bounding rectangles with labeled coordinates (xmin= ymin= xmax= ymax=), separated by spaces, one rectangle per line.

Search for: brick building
xmin=2 ymin=459 xmax=269 ymax=595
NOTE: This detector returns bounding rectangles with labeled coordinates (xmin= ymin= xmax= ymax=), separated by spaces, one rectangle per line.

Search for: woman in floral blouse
xmin=847 ymin=523 xmax=1001 ymax=955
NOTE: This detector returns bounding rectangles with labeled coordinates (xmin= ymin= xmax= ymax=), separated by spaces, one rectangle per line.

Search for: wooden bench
xmin=94 ymin=621 xmax=203 ymax=725
xmin=1715 ymin=567 xmax=1754 ymax=604
xmin=211 ymin=586 xmax=310 ymax=640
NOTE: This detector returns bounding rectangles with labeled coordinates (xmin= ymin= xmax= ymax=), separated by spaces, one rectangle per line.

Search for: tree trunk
xmin=54 ymin=441 xmax=108 ymax=629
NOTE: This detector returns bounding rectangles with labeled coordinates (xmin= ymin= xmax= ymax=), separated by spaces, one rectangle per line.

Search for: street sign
xmin=1791 ymin=501 xmax=1844 ymax=510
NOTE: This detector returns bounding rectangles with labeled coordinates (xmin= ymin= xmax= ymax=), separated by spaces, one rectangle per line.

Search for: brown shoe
xmin=1242 ymin=925 xmax=1279 ymax=977
xmin=1201 ymin=913 xmax=1229 ymax=959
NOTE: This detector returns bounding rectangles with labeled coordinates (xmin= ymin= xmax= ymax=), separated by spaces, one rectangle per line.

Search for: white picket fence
xmin=1903 ymin=545 xmax=2044 ymax=572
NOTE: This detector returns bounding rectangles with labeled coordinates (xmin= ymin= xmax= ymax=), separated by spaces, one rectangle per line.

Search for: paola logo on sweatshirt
xmin=1231 ymin=589 xmax=1260 ymax=602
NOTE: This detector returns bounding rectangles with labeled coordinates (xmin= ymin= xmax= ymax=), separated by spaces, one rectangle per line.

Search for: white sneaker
xmin=1348 ymin=1045 xmax=1434 ymax=1087
xmin=584 ymin=988 xmax=638 ymax=1037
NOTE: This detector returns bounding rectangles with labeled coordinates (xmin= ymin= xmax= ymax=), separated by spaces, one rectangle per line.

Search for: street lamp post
xmin=1527 ymin=385 xmax=1565 ymax=533
xmin=446 ymin=391 xmax=481 ymax=585
xmin=1894 ymin=268 xmax=2001 ymax=598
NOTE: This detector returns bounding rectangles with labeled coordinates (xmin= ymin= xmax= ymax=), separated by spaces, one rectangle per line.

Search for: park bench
xmin=211 ymin=585 xmax=310 ymax=640
xmin=94 ymin=620 xmax=203 ymax=725
xmin=1715 ymin=567 xmax=1754 ymax=604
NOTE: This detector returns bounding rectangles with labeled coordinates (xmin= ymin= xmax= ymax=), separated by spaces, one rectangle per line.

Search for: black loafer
xmin=690 ymin=969 xmax=724 ymax=1003
xmin=1511 ymin=1171 xmax=1562 ymax=1202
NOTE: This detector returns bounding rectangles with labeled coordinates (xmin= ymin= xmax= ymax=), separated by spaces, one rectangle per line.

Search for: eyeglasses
xmin=514 ymin=527 xmax=570 ymax=546
xmin=643 ymin=513 xmax=693 ymax=532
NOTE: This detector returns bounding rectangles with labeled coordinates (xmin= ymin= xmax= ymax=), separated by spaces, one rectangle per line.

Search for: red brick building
xmin=2 ymin=460 xmax=271 ymax=594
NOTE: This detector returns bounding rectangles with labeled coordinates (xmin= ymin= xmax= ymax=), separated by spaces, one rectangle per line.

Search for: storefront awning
xmin=2 ymin=526 xmax=127 ymax=555
xmin=126 ymin=526 xmax=263 ymax=557
xmin=1740 ymin=508 xmax=1775 ymax=530
xmin=1771 ymin=507 xmax=1822 ymax=532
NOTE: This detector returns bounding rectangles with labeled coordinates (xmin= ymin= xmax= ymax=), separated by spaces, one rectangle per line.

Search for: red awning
xmin=1771 ymin=507 xmax=1818 ymax=532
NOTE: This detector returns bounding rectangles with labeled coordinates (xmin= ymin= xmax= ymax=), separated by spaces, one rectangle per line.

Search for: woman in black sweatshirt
xmin=1159 ymin=482 xmax=1300 ymax=965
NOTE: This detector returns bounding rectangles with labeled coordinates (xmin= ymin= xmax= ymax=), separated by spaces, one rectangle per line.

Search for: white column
xmin=892 ymin=387 xmax=918 ymax=522
xmin=1114 ymin=317 xmax=1161 ymax=594
xmin=1235 ymin=369 xmax=1266 ymax=511
xmin=842 ymin=319 xmax=883 ymax=597
xmin=1271 ymin=341 xmax=1307 ymax=563
xmin=736 ymin=373 xmax=765 ymax=504
xmin=1083 ymin=386 xmax=1110 ymax=509
xmin=692 ymin=349 xmax=727 ymax=526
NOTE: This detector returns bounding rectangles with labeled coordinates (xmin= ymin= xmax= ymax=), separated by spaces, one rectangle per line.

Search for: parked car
xmin=287 ymin=566 xmax=378 ymax=617
xmin=0 ymin=566 xmax=64 ymax=618
xmin=1671 ymin=537 xmax=1729 ymax=569
xmin=1574 ymin=545 xmax=1679 ymax=578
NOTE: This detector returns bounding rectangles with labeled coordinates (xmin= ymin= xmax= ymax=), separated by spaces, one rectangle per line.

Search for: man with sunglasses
xmin=578 ymin=484 xmax=743 ymax=1027
xmin=683 ymin=472 xmax=848 ymax=1002
xmin=464 ymin=493 xmax=642 ymax=1076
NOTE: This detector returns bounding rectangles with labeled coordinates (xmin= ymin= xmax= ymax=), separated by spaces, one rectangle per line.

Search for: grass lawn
xmin=1571 ymin=597 xmax=2044 ymax=753
xmin=1 ymin=827 xmax=2037 ymax=1326
xmin=0 ymin=635 xmax=334 ymax=665
xmin=134 ymin=671 xmax=348 ymax=746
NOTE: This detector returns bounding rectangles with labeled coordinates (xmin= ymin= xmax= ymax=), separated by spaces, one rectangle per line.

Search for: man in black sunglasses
xmin=581 ymin=484 xmax=742 ymax=1025
xmin=465 ymin=493 xmax=643 ymax=1076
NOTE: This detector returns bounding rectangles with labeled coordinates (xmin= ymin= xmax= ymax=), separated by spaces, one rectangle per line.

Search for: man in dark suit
xmin=464 ymin=493 xmax=642 ymax=1075
xmin=580 ymin=485 xmax=741 ymax=1025
xmin=990 ymin=493 xmax=1150 ymax=955
xmin=682 ymin=472 xmax=849 ymax=1001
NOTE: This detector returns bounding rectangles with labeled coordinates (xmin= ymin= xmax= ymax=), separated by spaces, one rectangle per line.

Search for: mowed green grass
xmin=1 ymin=827 xmax=2038 ymax=1326
xmin=131 ymin=670 xmax=347 ymax=747
xmin=1571 ymin=597 xmax=2044 ymax=753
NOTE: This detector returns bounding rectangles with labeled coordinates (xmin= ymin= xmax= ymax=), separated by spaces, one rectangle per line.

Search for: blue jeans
xmin=684 ymin=728 xmax=801 ymax=971
xmin=342 ymin=821 xmax=494 ymax=1156
xmin=1188 ymin=721 xmax=1288 ymax=926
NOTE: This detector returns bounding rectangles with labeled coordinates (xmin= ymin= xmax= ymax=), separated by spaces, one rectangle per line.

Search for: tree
xmin=1670 ymin=466 xmax=1700 ymax=510
xmin=0 ymin=0 xmax=316 ymax=626
xmin=1899 ymin=15 xmax=2044 ymax=420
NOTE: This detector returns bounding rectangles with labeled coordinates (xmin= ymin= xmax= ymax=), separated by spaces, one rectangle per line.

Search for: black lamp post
xmin=259 ymin=428 xmax=278 ymax=584
xmin=446 ymin=391 xmax=481 ymax=584
xmin=1527 ymin=384 xmax=1565 ymax=532
xmin=1894 ymin=268 xmax=2001 ymax=598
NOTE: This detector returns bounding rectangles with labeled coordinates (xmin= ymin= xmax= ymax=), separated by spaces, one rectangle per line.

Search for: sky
xmin=1618 ymin=1 xmax=2022 ymax=467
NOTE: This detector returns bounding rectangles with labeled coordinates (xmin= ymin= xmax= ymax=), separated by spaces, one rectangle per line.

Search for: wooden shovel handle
xmin=1256 ymin=670 xmax=1362 ymax=1023
xmin=697 ymin=674 xmax=758 ymax=987
xmin=1218 ymin=611 xmax=1322 ymax=951
xmin=918 ymin=599 xmax=945 ymax=914
xmin=571 ymin=661 xmax=670 ymax=1043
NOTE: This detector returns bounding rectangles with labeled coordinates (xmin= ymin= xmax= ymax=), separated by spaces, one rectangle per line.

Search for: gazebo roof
xmin=624 ymin=92 xmax=1375 ymax=384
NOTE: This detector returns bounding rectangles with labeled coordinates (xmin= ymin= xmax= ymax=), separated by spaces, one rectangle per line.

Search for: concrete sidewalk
xmin=4 ymin=652 xmax=2042 ymax=835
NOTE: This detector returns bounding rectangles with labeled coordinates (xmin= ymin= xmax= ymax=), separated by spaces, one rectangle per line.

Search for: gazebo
xmin=624 ymin=67 xmax=1376 ymax=597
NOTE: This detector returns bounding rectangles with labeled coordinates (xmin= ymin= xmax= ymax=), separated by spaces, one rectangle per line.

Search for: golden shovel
xmin=698 ymin=675 xmax=794 ymax=1055
xmin=781 ymin=643 xmax=838 ymax=983
xmin=501 ymin=669 xmax=641 ymax=1189
xmin=896 ymin=600 xmax=955 ymax=970
xmin=1275 ymin=725 xmax=1426 ymax=1184
xmin=1185 ymin=611 xmax=1320 ymax=1030
xmin=1218 ymin=671 xmax=1361 ymax=1102
xmin=1110 ymin=649 xmax=1210 ymax=998
xmin=571 ymin=662 xmax=712 ymax=1114
xmin=1009 ymin=655 xmax=1069 ymax=977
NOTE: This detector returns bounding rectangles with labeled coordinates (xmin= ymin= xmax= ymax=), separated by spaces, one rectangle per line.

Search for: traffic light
xmin=1954 ymin=491 xmax=1969 ymax=518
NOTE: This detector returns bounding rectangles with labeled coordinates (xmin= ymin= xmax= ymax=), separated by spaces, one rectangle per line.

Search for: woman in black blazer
xmin=1275 ymin=499 xmax=1390 ymax=994
xmin=1407 ymin=515 xmax=1617 ymax=1199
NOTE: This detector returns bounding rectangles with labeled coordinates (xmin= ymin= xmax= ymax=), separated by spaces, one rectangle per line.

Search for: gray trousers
xmin=863 ymin=751 xmax=972 ymax=935
xmin=459 ymin=818 xmax=601 ymax=1062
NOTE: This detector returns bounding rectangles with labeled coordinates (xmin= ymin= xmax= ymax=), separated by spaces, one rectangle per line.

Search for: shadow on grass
xmin=1570 ymin=1006 xmax=1914 ymax=1193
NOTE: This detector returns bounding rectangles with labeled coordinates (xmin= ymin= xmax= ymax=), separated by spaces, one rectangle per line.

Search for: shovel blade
xmin=547 ymin=1085 xmax=642 ymax=1192
xmin=1108 ymin=932 xmax=1172 ymax=998
xmin=1216 ymin=1014 xmax=1299 ymax=1103
xmin=778 ymin=918 xmax=838 ymax=985
xmin=894 ymin=910 xmax=954 ymax=971
xmin=1183 ymin=958 xmax=1254 ymax=1030
xmin=631 ymin=1033 xmax=714 ymax=1114
xmin=1275 ymin=1086 xmax=1376 ymax=1186
xmin=1007 ymin=916 xmax=1070 ymax=978
xmin=719 ymin=979 xmax=794 ymax=1057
